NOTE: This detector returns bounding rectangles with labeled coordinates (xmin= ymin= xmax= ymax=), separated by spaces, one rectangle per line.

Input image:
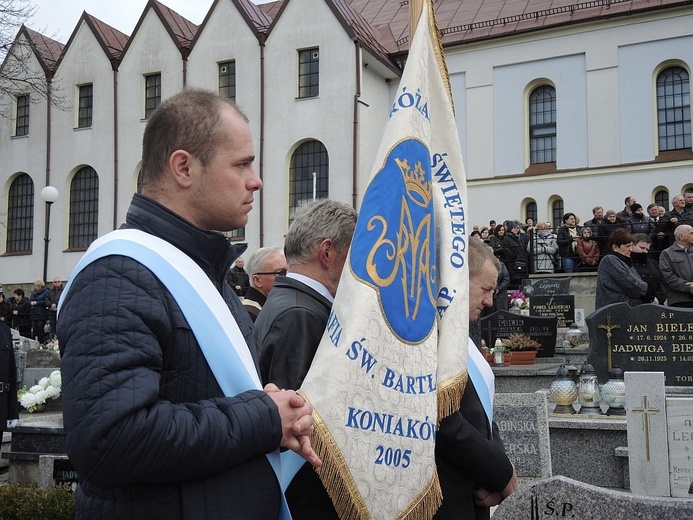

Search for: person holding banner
xmin=435 ymin=238 xmax=517 ymax=519
xmin=58 ymin=89 xmax=319 ymax=520
xmin=257 ymin=198 xmax=357 ymax=519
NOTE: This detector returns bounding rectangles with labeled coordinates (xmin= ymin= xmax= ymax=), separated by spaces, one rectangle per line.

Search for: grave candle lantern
xmin=549 ymin=365 xmax=578 ymax=415
xmin=578 ymin=362 xmax=602 ymax=415
xmin=602 ymin=366 xmax=626 ymax=416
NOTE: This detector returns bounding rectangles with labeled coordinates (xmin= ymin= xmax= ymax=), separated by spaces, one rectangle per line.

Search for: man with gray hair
xmin=659 ymin=224 xmax=693 ymax=307
xmin=242 ymin=246 xmax=287 ymax=322
xmin=256 ymin=198 xmax=357 ymax=519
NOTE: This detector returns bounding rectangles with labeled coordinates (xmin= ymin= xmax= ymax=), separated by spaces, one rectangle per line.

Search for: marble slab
xmin=625 ymin=371 xmax=670 ymax=496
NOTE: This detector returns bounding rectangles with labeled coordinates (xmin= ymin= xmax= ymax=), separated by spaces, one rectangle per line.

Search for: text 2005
xmin=375 ymin=446 xmax=412 ymax=468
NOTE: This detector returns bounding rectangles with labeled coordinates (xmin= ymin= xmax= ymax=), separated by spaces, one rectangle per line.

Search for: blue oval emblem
xmin=351 ymin=139 xmax=437 ymax=343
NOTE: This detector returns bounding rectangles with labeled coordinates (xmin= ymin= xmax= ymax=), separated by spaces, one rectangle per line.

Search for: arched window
xmin=525 ymin=201 xmax=538 ymax=224
xmin=654 ymin=189 xmax=669 ymax=209
xmin=551 ymin=199 xmax=564 ymax=230
xmin=289 ymin=140 xmax=329 ymax=223
xmin=529 ymin=85 xmax=556 ymax=164
xmin=657 ymin=66 xmax=691 ymax=151
xmin=6 ymin=174 xmax=34 ymax=253
xmin=69 ymin=166 xmax=99 ymax=250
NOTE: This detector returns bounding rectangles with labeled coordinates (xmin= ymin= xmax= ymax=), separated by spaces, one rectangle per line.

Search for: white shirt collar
xmin=286 ymin=272 xmax=334 ymax=303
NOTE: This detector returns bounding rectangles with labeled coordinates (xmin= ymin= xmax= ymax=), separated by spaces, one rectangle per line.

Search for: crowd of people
xmin=0 ymin=278 xmax=63 ymax=342
xmin=470 ymin=192 xmax=693 ymax=309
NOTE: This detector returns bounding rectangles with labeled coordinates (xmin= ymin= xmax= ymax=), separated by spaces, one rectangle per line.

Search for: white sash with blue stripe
xmin=60 ymin=229 xmax=295 ymax=519
xmin=466 ymin=338 xmax=495 ymax=437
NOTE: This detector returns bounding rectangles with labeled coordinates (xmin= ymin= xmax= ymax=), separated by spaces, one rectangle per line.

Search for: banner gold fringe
xmin=436 ymin=370 xmax=468 ymax=425
xmin=426 ymin=0 xmax=454 ymax=113
xmin=395 ymin=466 xmax=442 ymax=520
xmin=303 ymin=392 xmax=443 ymax=520
xmin=305 ymin=398 xmax=369 ymax=520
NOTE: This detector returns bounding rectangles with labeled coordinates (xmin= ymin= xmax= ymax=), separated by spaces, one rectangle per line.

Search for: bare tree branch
xmin=0 ymin=0 xmax=66 ymax=119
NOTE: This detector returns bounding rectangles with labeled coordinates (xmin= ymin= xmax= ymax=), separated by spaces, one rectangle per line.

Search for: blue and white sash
xmin=466 ymin=338 xmax=495 ymax=437
xmin=60 ymin=229 xmax=296 ymax=519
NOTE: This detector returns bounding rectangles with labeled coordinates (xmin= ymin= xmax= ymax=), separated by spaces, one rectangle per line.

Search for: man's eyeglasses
xmin=255 ymin=269 xmax=287 ymax=276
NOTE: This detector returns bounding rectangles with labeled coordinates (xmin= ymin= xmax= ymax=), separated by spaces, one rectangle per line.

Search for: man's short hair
xmin=625 ymin=196 xmax=633 ymax=205
xmin=631 ymin=233 xmax=651 ymax=244
xmin=592 ymin=206 xmax=603 ymax=215
xmin=140 ymin=89 xmax=247 ymax=191
xmin=684 ymin=187 xmax=693 ymax=195
xmin=247 ymin=246 xmax=283 ymax=277
xmin=285 ymin=200 xmax=358 ymax=265
xmin=468 ymin=238 xmax=501 ymax=279
xmin=13 ymin=288 xmax=24 ymax=297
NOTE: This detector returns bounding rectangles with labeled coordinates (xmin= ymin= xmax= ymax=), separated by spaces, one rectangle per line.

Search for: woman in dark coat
xmin=631 ymin=233 xmax=668 ymax=304
xmin=595 ymin=229 xmax=649 ymax=309
xmin=556 ymin=213 xmax=581 ymax=273
xmin=500 ymin=220 xmax=528 ymax=290
xmin=11 ymin=289 xmax=31 ymax=338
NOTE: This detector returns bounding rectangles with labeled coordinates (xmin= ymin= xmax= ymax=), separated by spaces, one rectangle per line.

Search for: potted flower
xmin=502 ymin=333 xmax=542 ymax=365
xmin=17 ymin=369 xmax=61 ymax=413
xmin=508 ymin=290 xmax=529 ymax=313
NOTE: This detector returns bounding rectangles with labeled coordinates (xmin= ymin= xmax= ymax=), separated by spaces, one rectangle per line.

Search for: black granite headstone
xmin=530 ymin=295 xmax=575 ymax=328
xmin=522 ymin=277 xmax=571 ymax=296
xmin=480 ymin=310 xmax=557 ymax=358
xmin=586 ymin=303 xmax=693 ymax=385
xmin=53 ymin=458 xmax=79 ymax=487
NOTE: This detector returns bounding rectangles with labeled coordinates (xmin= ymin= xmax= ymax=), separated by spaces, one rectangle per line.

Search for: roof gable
xmin=54 ymin=12 xmax=129 ymax=72
xmin=19 ymin=26 xmax=64 ymax=75
xmin=119 ymin=0 xmax=199 ymax=62
xmin=190 ymin=0 xmax=273 ymax=51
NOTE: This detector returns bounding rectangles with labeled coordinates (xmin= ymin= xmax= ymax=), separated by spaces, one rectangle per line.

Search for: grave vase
xmin=32 ymin=404 xmax=47 ymax=413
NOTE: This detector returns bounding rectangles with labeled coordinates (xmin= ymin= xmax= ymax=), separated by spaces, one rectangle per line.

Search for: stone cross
xmin=631 ymin=396 xmax=661 ymax=462
xmin=625 ymin=372 xmax=670 ymax=497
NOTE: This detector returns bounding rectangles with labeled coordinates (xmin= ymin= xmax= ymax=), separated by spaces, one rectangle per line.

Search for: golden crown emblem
xmin=395 ymin=157 xmax=432 ymax=207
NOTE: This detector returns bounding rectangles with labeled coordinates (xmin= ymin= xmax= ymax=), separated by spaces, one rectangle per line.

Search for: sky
xmin=27 ymin=0 xmax=273 ymax=43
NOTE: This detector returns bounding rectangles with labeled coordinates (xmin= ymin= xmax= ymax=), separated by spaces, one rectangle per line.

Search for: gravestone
xmin=494 ymin=393 xmax=551 ymax=483
xmin=666 ymin=397 xmax=693 ymax=498
xmin=587 ymin=303 xmax=693 ymax=384
xmin=529 ymin=295 xmax=575 ymax=328
xmin=625 ymin=371 xmax=670 ymax=496
xmin=480 ymin=311 xmax=557 ymax=358
xmin=26 ymin=349 xmax=60 ymax=368
xmin=492 ymin=475 xmax=693 ymax=520
xmin=522 ymin=277 xmax=571 ymax=296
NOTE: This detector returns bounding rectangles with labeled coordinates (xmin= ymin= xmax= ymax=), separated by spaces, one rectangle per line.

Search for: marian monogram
xmin=352 ymin=139 xmax=437 ymax=343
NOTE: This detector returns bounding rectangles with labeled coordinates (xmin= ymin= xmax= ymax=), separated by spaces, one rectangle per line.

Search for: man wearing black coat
xmin=435 ymin=238 xmax=517 ymax=519
xmin=257 ymin=199 xmax=357 ymax=519
xmin=58 ymin=90 xmax=319 ymax=519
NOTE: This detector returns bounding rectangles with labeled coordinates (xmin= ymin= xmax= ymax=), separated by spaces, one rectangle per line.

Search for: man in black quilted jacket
xmin=58 ymin=89 xmax=320 ymax=519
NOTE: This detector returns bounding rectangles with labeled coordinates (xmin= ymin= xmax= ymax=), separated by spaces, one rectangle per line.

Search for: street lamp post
xmin=40 ymin=186 xmax=59 ymax=283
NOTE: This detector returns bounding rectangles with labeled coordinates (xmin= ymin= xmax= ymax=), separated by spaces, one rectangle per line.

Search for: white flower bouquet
xmin=17 ymin=370 xmax=61 ymax=412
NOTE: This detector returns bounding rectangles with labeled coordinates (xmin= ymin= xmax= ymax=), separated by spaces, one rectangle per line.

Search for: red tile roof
xmin=21 ymin=26 xmax=64 ymax=74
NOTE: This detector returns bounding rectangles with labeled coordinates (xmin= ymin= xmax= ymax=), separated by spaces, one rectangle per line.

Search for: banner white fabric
xmin=300 ymin=1 xmax=469 ymax=518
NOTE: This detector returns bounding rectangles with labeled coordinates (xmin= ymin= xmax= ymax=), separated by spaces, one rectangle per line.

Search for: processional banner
xmin=300 ymin=1 xmax=469 ymax=517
